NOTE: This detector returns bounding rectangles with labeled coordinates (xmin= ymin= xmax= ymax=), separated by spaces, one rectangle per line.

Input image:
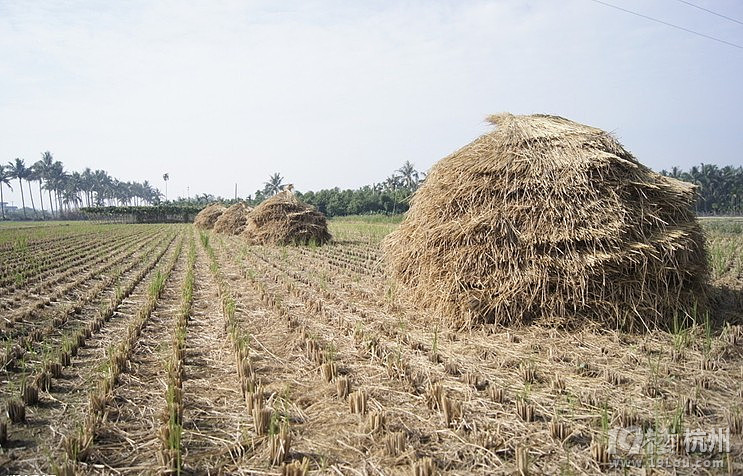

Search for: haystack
xmin=213 ymin=202 xmax=252 ymax=235
xmin=384 ymin=113 xmax=709 ymax=330
xmin=243 ymin=190 xmax=331 ymax=245
xmin=194 ymin=203 xmax=226 ymax=229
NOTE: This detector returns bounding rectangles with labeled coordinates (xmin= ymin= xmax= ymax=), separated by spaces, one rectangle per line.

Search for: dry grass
xmin=243 ymin=190 xmax=331 ymax=245
xmin=384 ymin=113 xmax=709 ymax=330
xmin=0 ymin=211 xmax=740 ymax=475
xmin=213 ymin=202 xmax=252 ymax=235
xmin=194 ymin=203 xmax=226 ymax=229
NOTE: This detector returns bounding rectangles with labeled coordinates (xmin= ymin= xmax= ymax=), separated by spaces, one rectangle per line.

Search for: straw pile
xmin=243 ymin=190 xmax=331 ymax=245
xmin=384 ymin=113 xmax=709 ymax=330
xmin=213 ymin=202 xmax=252 ymax=235
xmin=194 ymin=203 xmax=226 ymax=229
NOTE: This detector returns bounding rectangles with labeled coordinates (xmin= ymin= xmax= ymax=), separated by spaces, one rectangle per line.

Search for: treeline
xmin=81 ymin=205 xmax=202 ymax=223
xmin=6 ymin=155 xmax=740 ymax=222
xmin=170 ymin=162 xmax=743 ymax=219
xmin=661 ymin=164 xmax=743 ymax=215
xmin=247 ymin=163 xmax=424 ymax=217
xmin=0 ymin=151 xmax=161 ymax=220
xmin=169 ymin=161 xmax=426 ymax=218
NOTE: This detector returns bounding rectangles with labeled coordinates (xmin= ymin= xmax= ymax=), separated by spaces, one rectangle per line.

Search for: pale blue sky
xmin=1 ymin=0 xmax=741 ymax=204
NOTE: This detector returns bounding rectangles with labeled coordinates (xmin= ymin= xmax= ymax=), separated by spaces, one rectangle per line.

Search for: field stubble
xmin=0 ymin=218 xmax=739 ymax=474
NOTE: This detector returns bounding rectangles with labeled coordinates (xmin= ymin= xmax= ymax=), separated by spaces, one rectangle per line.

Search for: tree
xmin=384 ymin=174 xmax=403 ymax=214
xmin=163 ymin=173 xmax=169 ymax=201
xmin=663 ymin=163 xmax=743 ymax=215
xmin=7 ymin=158 xmax=29 ymax=219
xmin=32 ymin=154 xmax=51 ymax=219
xmin=37 ymin=151 xmax=56 ymax=217
xmin=140 ymin=180 xmax=158 ymax=204
xmin=397 ymin=160 xmax=420 ymax=189
xmin=263 ymin=173 xmax=284 ymax=196
xmin=45 ymin=161 xmax=67 ymax=217
xmin=80 ymin=167 xmax=93 ymax=207
xmin=0 ymin=165 xmax=13 ymax=220
xmin=25 ymin=166 xmax=39 ymax=219
xmin=62 ymin=174 xmax=82 ymax=211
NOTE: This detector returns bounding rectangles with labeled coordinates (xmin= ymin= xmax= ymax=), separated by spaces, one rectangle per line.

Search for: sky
xmin=0 ymin=0 xmax=742 ymax=205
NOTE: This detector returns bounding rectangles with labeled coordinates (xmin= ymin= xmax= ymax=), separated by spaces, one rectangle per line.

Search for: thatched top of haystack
xmin=213 ymin=202 xmax=253 ymax=235
xmin=194 ymin=203 xmax=227 ymax=229
xmin=243 ymin=190 xmax=331 ymax=245
xmin=424 ymin=113 xmax=697 ymax=246
xmin=384 ymin=113 xmax=708 ymax=331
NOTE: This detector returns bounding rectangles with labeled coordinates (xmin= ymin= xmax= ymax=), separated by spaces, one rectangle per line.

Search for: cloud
xmin=0 ymin=0 xmax=741 ymax=204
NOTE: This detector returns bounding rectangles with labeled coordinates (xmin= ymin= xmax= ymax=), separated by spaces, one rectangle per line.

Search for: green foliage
xmin=81 ymin=205 xmax=202 ymax=223
xmin=661 ymin=164 xmax=743 ymax=215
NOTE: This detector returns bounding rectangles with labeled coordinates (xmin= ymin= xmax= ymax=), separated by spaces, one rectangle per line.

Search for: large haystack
xmin=243 ymin=191 xmax=331 ymax=245
xmin=194 ymin=203 xmax=227 ymax=229
xmin=384 ymin=113 xmax=709 ymax=330
xmin=213 ymin=202 xmax=252 ymax=235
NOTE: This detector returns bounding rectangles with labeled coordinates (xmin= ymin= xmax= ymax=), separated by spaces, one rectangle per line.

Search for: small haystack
xmin=384 ymin=113 xmax=709 ymax=330
xmin=213 ymin=202 xmax=253 ymax=235
xmin=194 ymin=203 xmax=227 ymax=229
xmin=243 ymin=190 xmax=331 ymax=245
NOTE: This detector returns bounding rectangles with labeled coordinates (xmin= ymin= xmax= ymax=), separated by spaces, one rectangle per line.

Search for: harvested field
xmin=0 ymin=219 xmax=740 ymax=474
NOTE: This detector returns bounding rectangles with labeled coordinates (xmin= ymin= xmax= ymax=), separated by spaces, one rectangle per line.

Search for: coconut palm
xmin=397 ymin=161 xmax=420 ymax=190
xmin=45 ymin=161 xmax=67 ymax=216
xmin=163 ymin=173 xmax=169 ymax=201
xmin=0 ymin=165 xmax=13 ymax=220
xmin=25 ymin=167 xmax=39 ymax=219
xmin=32 ymin=157 xmax=49 ymax=219
xmin=384 ymin=174 xmax=403 ymax=214
xmin=37 ymin=151 xmax=55 ymax=217
xmin=7 ymin=158 xmax=29 ymax=219
xmin=62 ymin=177 xmax=82 ymax=211
xmin=80 ymin=167 xmax=93 ymax=207
xmin=263 ymin=173 xmax=284 ymax=196
xmin=68 ymin=172 xmax=83 ymax=209
xmin=91 ymin=169 xmax=111 ymax=205
xmin=141 ymin=180 xmax=158 ymax=204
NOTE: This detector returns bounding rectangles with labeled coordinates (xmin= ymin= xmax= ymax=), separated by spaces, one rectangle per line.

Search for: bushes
xmin=82 ymin=205 xmax=203 ymax=223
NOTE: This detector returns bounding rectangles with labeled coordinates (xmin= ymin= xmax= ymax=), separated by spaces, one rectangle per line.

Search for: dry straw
xmin=213 ymin=202 xmax=253 ymax=235
xmin=243 ymin=190 xmax=331 ymax=246
xmin=384 ymin=113 xmax=709 ymax=330
xmin=194 ymin=203 xmax=227 ymax=229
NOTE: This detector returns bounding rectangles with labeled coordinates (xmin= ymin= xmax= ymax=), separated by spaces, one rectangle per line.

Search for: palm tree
xmin=141 ymin=180 xmax=157 ymax=205
xmin=68 ymin=172 xmax=83 ymax=210
xmin=80 ymin=167 xmax=93 ymax=207
xmin=46 ymin=161 xmax=67 ymax=217
xmin=7 ymin=158 xmax=29 ymax=219
xmin=91 ymin=169 xmax=111 ymax=206
xmin=0 ymin=165 xmax=13 ymax=220
xmin=397 ymin=161 xmax=420 ymax=190
xmin=163 ymin=173 xmax=169 ymax=201
xmin=384 ymin=174 xmax=403 ymax=214
xmin=25 ymin=167 xmax=39 ymax=219
xmin=32 ymin=157 xmax=49 ymax=219
xmin=263 ymin=173 xmax=284 ymax=196
xmin=62 ymin=175 xmax=82 ymax=212
xmin=37 ymin=151 xmax=55 ymax=217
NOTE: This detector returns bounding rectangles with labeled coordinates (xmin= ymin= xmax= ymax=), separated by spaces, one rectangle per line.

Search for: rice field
xmin=0 ymin=218 xmax=740 ymax=474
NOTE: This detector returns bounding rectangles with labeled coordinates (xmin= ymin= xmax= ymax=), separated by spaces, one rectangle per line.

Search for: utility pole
xmin=234 ymin=183 xmax=238 ymax=200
